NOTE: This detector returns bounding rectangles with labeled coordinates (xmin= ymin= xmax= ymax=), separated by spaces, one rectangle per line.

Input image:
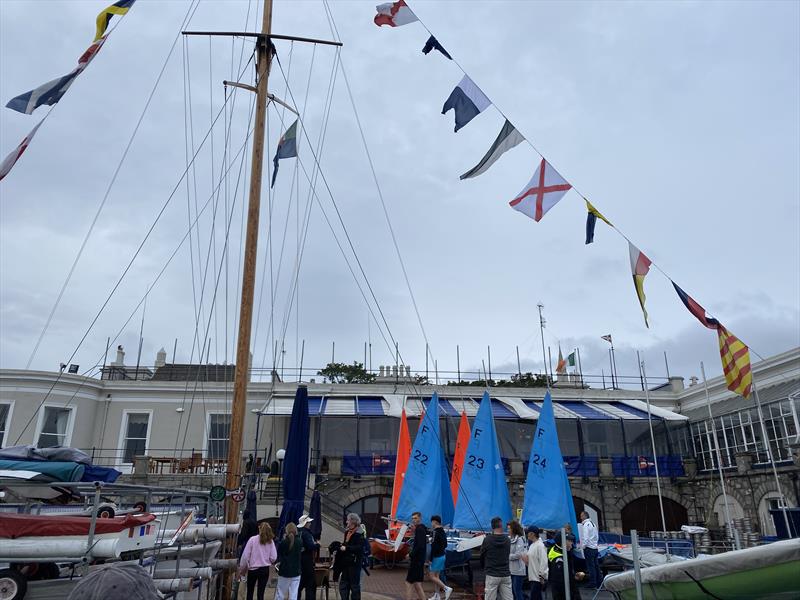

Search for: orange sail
xmin=390 ymin=408 xmax=412 ymax=521
xmin=450 ymin=411 xmax=471 ymax=504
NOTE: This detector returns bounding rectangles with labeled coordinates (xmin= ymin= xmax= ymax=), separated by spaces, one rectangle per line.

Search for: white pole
xmin=537 ymin=303 xmax=549 ymax=389
xmin=700 ymin=361 xmax=739 ymax=549
xmin=751 ymin=377 xmax=792 ymax=537
xmin=639 ymin=357 xmax=669 ymax=539
xmin=630 ymin=529 xmax=644 ymax=600
xmin=561 ymin=527 xmax=571 ymax=600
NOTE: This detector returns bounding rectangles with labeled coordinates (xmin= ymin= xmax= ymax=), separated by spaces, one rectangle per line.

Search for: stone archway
xmin=621 ymin=495 xmax=688 ymax=534
xmin=711 ymin=493 xmax=745 ymax=528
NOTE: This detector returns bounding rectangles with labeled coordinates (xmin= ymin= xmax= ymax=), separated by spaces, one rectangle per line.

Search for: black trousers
xmin=246 ymin=566 xmax=270 ymax=600
xmin=300 ymin=559 xmax=317 ymax=600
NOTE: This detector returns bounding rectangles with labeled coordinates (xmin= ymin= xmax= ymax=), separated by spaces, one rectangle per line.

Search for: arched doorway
xmin=621 ymin=495 xmax=688 ymax=534
xmin=573 ymin=497 xmax=602 ymax=531
xmin=712 ymin=494 xmax=745 ymax=529
xmin=345 ymin=494 xmax=392 ymax=538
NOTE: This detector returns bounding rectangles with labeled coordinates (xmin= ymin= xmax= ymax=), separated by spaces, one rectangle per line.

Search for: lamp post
xmin=275 ymin=448 xmax=286 ymax=515
xmin=251 ymin=408 xmax=263 ymax=473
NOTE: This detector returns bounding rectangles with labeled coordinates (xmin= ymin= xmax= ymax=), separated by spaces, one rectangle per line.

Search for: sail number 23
xmin=467 ymin=455 xmax=485 ymax=469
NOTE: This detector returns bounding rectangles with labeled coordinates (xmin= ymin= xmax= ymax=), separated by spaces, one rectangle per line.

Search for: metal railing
xmin=82 ymin=363 xmax=671 ymax=391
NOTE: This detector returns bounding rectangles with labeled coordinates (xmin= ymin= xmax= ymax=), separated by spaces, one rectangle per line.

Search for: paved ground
xmin=233 ymin=564 xmax=617 ymax=600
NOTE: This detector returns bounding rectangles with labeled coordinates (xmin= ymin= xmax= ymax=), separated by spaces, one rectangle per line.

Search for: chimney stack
xmin=112 ymin=345 xmax=125 ymax=366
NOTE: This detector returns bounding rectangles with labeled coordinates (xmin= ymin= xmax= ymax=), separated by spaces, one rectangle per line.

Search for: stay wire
xmin=13 ymin=62 xmax=248 ymax=445
xmin=23 ymin=0 xmax=202 ymax=370
xmin=323 ymin=0 xmax=436 ymax=368
xmin=273 ymin=53 xmax=402 ymax=364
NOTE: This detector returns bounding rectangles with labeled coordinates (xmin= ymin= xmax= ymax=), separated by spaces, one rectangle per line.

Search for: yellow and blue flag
xmin=95 ymin=0 xmax=136 ymax=42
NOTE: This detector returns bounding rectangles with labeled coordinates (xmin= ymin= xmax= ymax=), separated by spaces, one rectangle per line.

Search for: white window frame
xmin=0 ymin=401 xmax=15 ymax=449
xmin=116 ymin=409 xmax=153 ymax=468
xmin=204 ymin=412 xmax=231 ymax=460
xmin=33 ymin=404 xmax=76 ymax=448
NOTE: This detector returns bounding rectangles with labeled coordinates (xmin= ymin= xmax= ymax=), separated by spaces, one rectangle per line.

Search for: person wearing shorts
xmin=406 ymin=512 xmax=427 ymax=600
xmin=428 ymin=515 xmax=452 ymax=600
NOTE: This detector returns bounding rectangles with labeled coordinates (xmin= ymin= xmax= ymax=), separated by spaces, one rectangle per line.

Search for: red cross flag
xmin=508 ymin=158 xmax=572 ymax=222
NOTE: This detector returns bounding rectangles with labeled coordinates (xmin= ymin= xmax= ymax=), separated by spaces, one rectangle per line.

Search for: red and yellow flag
xmin=450 ymin=411 xmax=471 ymax=504
xmin=390 ymin=409 xmax=411 ymax=521
xmin=717 ymin=324 xmax=752 ymax=398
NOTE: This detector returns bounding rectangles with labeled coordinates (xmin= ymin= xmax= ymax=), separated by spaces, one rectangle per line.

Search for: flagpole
xmin=639 ymin=356 xmax=668 ymax=542
xmin=750 ymin=377 xmax=792 ymax=537
xmin=576 ymin=348 xmax=584 ymax=388
xmin=700 ymin=361 xmax=738 ymax=549
xmin=537 ymin=303 xmax=549 ymax=389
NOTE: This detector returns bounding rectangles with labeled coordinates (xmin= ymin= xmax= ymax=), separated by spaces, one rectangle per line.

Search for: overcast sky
xmin=1 ymin=0 xmax=798 ymax=387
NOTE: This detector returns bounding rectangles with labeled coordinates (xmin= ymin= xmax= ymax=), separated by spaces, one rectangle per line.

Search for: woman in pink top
xmin=239 ymin=522 xmax=278 ymax=600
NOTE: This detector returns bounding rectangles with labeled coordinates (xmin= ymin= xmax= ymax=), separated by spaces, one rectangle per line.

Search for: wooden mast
xmin=225 ymin=0 xmax=273 ymax=524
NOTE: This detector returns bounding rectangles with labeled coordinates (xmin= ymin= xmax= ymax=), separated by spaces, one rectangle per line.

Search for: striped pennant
xmin=717 ymin=324 xmax=752 ymax=398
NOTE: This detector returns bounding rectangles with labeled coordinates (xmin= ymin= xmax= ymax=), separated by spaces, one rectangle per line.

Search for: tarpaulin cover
xmin=603 ymin=538 xmax=800 ymax=597
xmin=81 ymin=464 xmax=121 ymax=483
xmin=0 ymin=445 xmax=92 ymax=464
xmin=0 ymin=460 xmax=85 ymax=482
xmin=0 ymin=513 xmax=155 ymax=538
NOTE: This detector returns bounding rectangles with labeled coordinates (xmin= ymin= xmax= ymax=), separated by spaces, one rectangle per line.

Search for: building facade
xmin=0 ymin=347 xmax=797 ymax=538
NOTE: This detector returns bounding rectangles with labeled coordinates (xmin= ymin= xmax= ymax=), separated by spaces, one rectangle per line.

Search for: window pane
xmin=38 ymin=433 xmax=62 ymax=448
xmin=358 ymin=417 xmax=397 ymax=455
xmin=496 ymin=420 xmax=535 ymax=459
xmin=0 ymin=404 xmax=9 ymax=429
xmin=126 ymin=413 xmax=149 ymax=439
xmin=319 ymin=418 xmax=357 ymax=457
xmin=556 ymin=420 xmax=580 ymax=455
xmin=124 ymin=439 xmax=146 ymax=463
xmin=582 ymin=421 xmax=625 ymax=457
xmin=39 ymin=407 xmax=70 ymax=447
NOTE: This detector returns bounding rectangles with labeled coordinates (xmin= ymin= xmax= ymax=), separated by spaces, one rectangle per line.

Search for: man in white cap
xmin=298 ymin=513 xmax=319 ymax=600
xmin=67 ymin=562 xmax=159 ymax=600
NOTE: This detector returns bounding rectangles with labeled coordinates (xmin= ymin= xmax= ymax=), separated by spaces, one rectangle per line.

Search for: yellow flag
xmin=717 ymin=325 xmax=752 ymax=398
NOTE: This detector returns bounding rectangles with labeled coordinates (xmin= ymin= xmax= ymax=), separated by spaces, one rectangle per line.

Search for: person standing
xmin=275 ymin=523 xmax=303 ymax=600
xmin=238 ymin=510 xmax=258 ymax=556
xmin=406 ymin=511 xmax=428 ymax=600
xmin=547 ymin=534 xmax=585 ymax=600
xmin=239 ymin=522 xmax=277 ymax=600
xmin=339 ymin=513 xmax=365 ymax=600
xmin=525 ymin=526 xmax=547 ymax=600
xmin=507 ymin=521 xmax=527 ymax=600
xmin=298 ymin=514 xmax=319 ymax=600
xmin=428 ymin=515 xmax=453 ymax=600
xmin=578 ymin=511 xmax=600 ymax=588
xmin=480 ymin=516 xmax=512 ymax=600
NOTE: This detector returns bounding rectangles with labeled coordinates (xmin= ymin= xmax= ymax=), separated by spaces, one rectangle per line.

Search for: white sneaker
xmin=444 ymin=586 xmax=453 ymax=600
xmin=428 ymin=594 xmax=440 ymax=600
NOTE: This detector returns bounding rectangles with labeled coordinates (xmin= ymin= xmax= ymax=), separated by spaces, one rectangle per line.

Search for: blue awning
xmin=308 ymin=396 xmax=325 ymax=415
xmin=488 ymin=399 xmax=517 ymax=419
xmin=557 ymin=401 xmax=616 ymax=420
xmin=356 ymin=396 xmax=386 ymax=416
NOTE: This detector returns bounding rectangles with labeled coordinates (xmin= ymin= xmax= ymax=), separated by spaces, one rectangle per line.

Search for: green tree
xmin=317 ymin=361 xmax=376 ymax=384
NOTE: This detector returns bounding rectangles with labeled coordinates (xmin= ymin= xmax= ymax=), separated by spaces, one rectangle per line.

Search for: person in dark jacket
xmin=338 ymin=512 xmax=364 ymax=600
xmin=429 ymin=515 xmax=452 ymax=600
xmin=275 ymin=523 xmax=303 ymax=600
xmin=238 ymin=510 xmax=258 ymax=556
xmin=480 ymin=516 xmax=512 ymax=600
xmin=547 ymin=534 xmax=586 ymax=600
xmin=405 ymin=511 xmax=428 ymax=600
xmin=298 ymin=514 xmax=319 ymax=600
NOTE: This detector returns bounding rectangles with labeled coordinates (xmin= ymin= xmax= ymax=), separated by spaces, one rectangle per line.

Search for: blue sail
xmin=395 ymin=392 xmax=454 ymax=524
xmin=452 ymin=392 xmax=512 ymax=531
xmin=521 ymin=391 xmax=579 ymax=539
